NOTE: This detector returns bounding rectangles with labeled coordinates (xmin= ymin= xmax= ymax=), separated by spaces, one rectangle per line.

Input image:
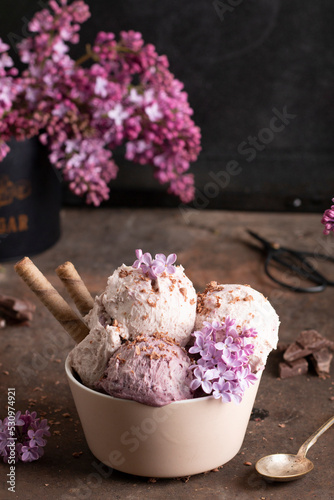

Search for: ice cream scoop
xmin=88 ymin=263 xmax=197 ymax=347
xmin=195 ymin=282 xmax=279 ymax=371
xmin=68 ymin=321 xmax=128 ymax=387
xmin=95 ymin=333 xmax=194 ymax=406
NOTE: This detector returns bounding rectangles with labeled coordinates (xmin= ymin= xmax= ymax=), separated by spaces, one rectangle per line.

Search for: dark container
xmin=0 ymin=138 xmax=61 ymax=262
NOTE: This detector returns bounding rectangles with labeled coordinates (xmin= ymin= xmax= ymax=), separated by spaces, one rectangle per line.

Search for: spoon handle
xmin=297 ymin=415 xmax=334 ymax=458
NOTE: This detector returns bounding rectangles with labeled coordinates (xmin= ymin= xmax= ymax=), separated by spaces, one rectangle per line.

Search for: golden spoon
xmin=255 ymin=415 xmax=334 ymax=482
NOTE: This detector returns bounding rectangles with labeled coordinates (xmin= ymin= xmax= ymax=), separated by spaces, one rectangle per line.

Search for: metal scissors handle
xmin=247 ymin=230 xmax=334 ymax=292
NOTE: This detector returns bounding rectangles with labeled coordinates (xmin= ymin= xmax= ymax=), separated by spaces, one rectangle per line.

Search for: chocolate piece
xmin=0 ymin=294 xmax=36 ymax=325
xmin=279 ymin=358 xmax=309 ymax=379
xmin=283 ymin=329 xmax=333 ymax=362
xmin=281 ymin=329 xmax=334 ymax=379
xmin=296 ymin=329 xmax=328 ymax=350
xmin=283 ymin=342 xmax=305 ymax=362
xmin=309 ymin=348 xmax=333 ymax=378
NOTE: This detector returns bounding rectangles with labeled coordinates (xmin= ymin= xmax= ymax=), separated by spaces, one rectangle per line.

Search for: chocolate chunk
xmin=0 ymin=294 xmax=35 ymax=325
xmin=309 ymin=348 xmax=333 ymax=378
xmin=296 ymin=329 xmax=328 ymax=350
xmin=283 ymin=330 xmax=333 ymax=362
xmin=281 ymin=330 xmax=334 ymax=379
xmin=279 ymin=358 xmax=309 ymax=379
xmin=283 ymin=342 xmax=305 ymax=362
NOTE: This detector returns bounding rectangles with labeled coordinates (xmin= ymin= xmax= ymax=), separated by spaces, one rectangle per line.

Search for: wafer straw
xmin=55 ymin=261 xmax=94 ymax=316
xmin=14 ymin=257 xmax=89 ymax=343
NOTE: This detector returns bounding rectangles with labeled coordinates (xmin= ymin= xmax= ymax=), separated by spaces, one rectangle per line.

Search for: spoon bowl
xmin=255 ymin=453 xmax=314 ymax=482
xmin=255 ymin=415 xmax=334 ymax=482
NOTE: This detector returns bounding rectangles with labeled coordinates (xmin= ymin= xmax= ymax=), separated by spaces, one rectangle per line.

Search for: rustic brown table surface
xmin=1 ymin=208 xmax=333 ymax=500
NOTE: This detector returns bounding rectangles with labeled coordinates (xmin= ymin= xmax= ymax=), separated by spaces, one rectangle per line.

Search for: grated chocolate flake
xmin=119 ymin=269 xmax=131 ymax=278
xmin=147 ymin=297 xmax=157 ymax=307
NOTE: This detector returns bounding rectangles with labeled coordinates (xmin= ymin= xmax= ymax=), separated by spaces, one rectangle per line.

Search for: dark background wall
xmin=1 ymin=0 xmax=334 ymax=211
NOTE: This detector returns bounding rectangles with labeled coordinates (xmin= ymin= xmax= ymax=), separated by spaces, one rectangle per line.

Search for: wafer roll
xmin=14 ymin=257 xmax=89 ymax=343
xmin=55 ymin=261 xmax=94 ymax=316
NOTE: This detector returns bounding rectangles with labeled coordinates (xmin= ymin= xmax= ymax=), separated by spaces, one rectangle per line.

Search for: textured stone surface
xmin=0 ymin=208 xmax=333 ymax=499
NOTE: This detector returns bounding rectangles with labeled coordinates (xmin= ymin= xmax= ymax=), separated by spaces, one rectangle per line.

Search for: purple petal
xmin=15 ymin=411 xmax=24 ymax=426
xmin=142 ymin=252 xmax=153 ymax=265
xmin=230 ymin=393 xmax=242 ymax=404
xmin=151 ymin=261 xmax=165 ymax=275
xmin=202 ymin=380 xmax=213 ymax=394
xmin=190 ymin=379 xmax=201 ymax=391
xmin=188 ymin=345 xmax=201 ymax=354
xmin=135 ymin=249 xmax=143 ymax=259
xmin=154 ymin=253 xmax=167 ymax=263
xmin=223 ymin=370 xmax=236 ymax=381
xmin=205 ymin=368 xmax=219 ymax=380
xmin=166 ymin=253 xmax=177 ymax=265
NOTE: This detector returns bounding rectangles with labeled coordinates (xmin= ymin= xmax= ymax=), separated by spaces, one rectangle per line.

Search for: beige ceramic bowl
xmin=65 ymin=355 xmax=261 ymax=477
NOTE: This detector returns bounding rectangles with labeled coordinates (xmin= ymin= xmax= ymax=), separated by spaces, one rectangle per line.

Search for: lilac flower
xmin=0 ymin=1 xmax=201 ymax=205
xmin=21 ymin=446 xmax=40 ymax=462
xmin=216 ymin=363 xmax=236 ymax=381
xmin=132 ymin=250 xmax=155 ymax=278
xmin=235 ymin=366 xmax=258 ymax=392
xmin=216 ymin=336 xmax=240 ymax=355
xmin=27 ymin=429 xmax=47 ymax=448
xmin=321 ymin=198 xmax=334 ymax=235
xmin=190 ymin=366 xmax=218 ymax=394
xmin=152 ymin=253 xmax=177 ymax=275
xmin=228 ymin=390 xmax=243 ymax=404
xmin=107 ymin=103 xmax=129 ymax=127
xmin=189 ymin=317 xmax=258 ymax=404
xmin=133 ymin=249 xmax=149 ymax=268
xmin=238 ymin=336 xmax=257 ymax=356
xmin=188 ymin=330 xmax=209 ymax=355
xmin=0 ymin=40 xmax=10 ymax=52
xmin=132 ymin=249 xmax=177 ymax=279
xmin=145 ymin=102 xmax=163 ymax=122
xmin=212 ymin=379 xmax=232 ymax=402
xmin=0 ymin=410 xmax=50 ymax=463
xmin=189 ymin=330 xmax=216 ymax=361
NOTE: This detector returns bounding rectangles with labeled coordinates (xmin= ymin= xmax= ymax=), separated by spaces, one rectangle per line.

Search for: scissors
xmin=247 ymin=230 xmax=334 ymax=292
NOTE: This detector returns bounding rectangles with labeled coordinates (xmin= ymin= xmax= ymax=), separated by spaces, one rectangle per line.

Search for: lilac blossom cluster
xmin=189 ymin=318 xmax=258 ymax=404
xmin=0 ymin=41 xmax=19 ymax=161
xmin=0 ymin=0 xmax=201 ymax=205
xmin=321 ymin=198 xmax=334 ymax=235
xmin=0 ymin=411 xmax=50 ymax=463
xmin=133 ymin=249 xmax=177 ymax=280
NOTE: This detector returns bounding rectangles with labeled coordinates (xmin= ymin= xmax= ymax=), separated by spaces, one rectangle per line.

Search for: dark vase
xmin=0 ymin=138 xmax=61 ymax=262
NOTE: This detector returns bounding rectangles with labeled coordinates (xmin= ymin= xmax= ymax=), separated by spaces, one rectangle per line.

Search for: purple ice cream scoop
xmin=95 ymin=333 xmax=194 ymax=407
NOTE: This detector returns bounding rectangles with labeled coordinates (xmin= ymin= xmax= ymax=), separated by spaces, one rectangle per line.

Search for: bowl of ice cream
xmin=65 ymin=355 xmax=262 ymax=477
xmin=15 ymin=250 xmax=279 ymax=478
xmin=64 ymin=255 xmax=279 ymax=477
